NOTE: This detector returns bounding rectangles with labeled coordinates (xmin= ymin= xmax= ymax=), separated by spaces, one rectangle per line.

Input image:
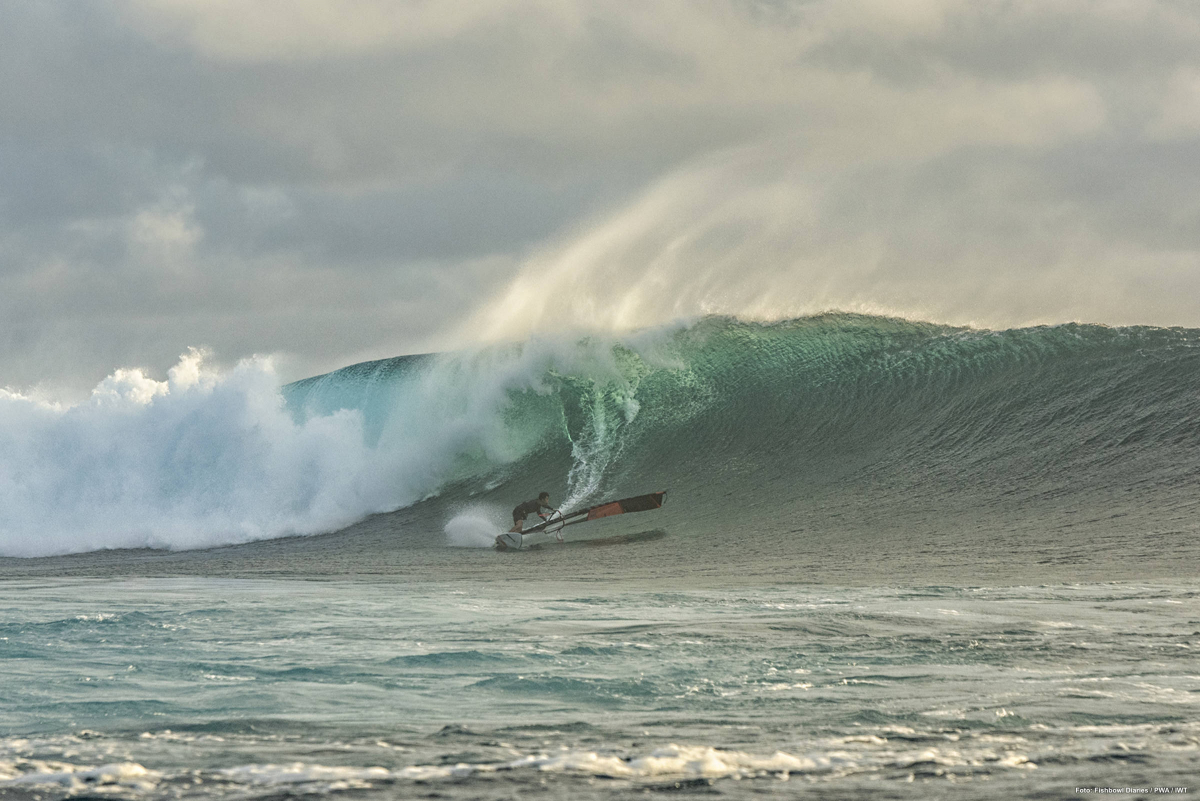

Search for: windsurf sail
xmin=523 ymin=491 xmax=667 ymax=536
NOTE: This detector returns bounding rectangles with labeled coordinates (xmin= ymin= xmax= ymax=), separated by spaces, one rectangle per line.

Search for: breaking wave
xmin=3 ymin=314 xmax=1199 ymax=557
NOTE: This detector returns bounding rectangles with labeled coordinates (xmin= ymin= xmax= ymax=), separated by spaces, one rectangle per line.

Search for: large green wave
xmin=286 ymin=314 xmax=1200 ymax=546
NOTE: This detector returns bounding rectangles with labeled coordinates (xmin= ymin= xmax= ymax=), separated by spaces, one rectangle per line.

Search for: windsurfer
xmin=509 ymin=492 xmax=553 ymax=533
xmin=494 ymin=492 xmax=554 ymax=549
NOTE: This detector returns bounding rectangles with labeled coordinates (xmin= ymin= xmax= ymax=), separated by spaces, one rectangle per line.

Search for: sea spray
xmin=0 ymin=350 xmax=374 ymax=556
xmin=445 ymin=507 xmax=504 ymax=548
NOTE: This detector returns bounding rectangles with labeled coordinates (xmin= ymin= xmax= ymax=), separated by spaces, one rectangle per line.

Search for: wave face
xmin=3 ymin=315 xmax=1199 ymax=557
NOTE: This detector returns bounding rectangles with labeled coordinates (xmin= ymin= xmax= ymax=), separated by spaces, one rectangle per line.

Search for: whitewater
xmin=1 ymin=314 xmax=1198 ymax=800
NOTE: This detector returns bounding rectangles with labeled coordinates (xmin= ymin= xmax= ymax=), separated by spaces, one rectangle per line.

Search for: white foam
xmin=209 ymin=746 xmax=817 ymax=785
xmin=444 ymin=508 xmax=503 ymax=548
xmin=0 ymin=350 xmax=371 ymax=556
xmin=5 ymin=761 xmax=159 ymax=790
xmin=0 ymin=329 xmax=676 ymax=557
xmin=221 ymin=762 xmax=393 ymax=784
xmin=0 ymin=735 xmax=1053 ymax=795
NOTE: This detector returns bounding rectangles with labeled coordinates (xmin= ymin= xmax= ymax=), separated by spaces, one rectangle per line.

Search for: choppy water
xmin=2 ymin=579 xmax=1197 ymax=800
xmin=3 ymin=314 xmax=1199 ymax=798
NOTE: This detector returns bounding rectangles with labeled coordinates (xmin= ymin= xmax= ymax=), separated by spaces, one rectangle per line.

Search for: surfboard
xmin=494 ymin=530 xmax=524 ymax=550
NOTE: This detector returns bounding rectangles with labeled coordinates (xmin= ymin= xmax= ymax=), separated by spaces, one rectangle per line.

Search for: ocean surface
xmin=1 ymin=314 xmax=1198 ymax=799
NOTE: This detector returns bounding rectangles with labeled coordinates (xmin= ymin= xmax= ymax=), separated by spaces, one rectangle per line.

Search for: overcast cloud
xmin=2 ymin=0 xmax=1199 ymax=396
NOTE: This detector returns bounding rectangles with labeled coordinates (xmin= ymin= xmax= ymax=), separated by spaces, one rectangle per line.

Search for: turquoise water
xmin=2 ymin=315 xmax=1199 ymax=798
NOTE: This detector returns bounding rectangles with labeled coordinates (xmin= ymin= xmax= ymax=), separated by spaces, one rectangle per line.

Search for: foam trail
xmin=444 ymin=508 xmax=503 ymax=548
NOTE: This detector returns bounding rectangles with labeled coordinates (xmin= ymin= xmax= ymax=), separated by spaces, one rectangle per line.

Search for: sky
xmin=3 ymin=0 xmax=1199 ymax=397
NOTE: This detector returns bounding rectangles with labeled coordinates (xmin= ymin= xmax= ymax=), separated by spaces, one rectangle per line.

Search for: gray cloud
xmin=1 ymin=0 xmax=1198 ymax=396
